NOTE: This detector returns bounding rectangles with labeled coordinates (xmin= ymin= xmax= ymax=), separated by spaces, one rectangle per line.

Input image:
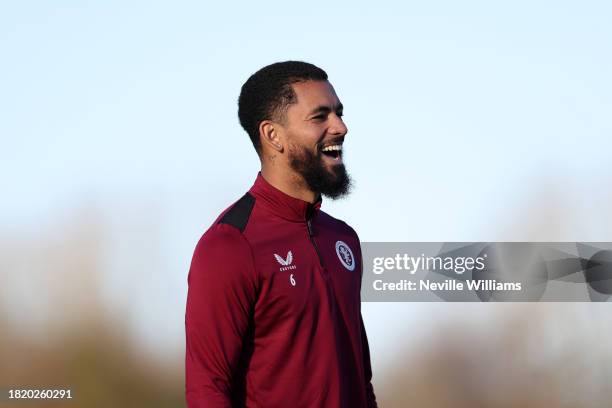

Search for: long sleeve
xmin=360 ymin=313 xmax=378 ymax=408
xmin=185 ymin=224 xmax=258 ymax=407
xmin=352 ymin=225 xmax=378 ymax=408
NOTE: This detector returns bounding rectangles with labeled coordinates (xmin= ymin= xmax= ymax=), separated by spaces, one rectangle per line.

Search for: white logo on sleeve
xmin=274 ymin=251 xmax=297 ymax=272
xmin=335 ymin=241 xmax=355 ymax=271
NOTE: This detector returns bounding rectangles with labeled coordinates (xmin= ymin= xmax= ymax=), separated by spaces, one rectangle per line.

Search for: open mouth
xmin=320 ymin=144 xmax=343 ymax=160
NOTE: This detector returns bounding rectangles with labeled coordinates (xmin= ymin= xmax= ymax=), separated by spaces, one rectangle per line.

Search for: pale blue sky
xmin=2 ymin=1 xmax=611 ymax=368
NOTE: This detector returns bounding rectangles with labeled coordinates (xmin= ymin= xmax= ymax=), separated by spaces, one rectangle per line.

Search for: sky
xmin=1 ymin=1 xmax=611 ymax=368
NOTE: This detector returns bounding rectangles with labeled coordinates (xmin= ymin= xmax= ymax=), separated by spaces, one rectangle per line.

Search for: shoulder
xmin=213 ymin=192 xmax=256 ymax=232
xmin=317 ymin=210 xmax=360 ymax=241
xmin=192 ymin=193 xmax=257 ymax=264
xmin=189 ymin=220 xmax=257 ymax=287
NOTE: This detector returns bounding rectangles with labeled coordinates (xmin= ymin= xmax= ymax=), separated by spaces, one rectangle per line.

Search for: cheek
xmin=288 ymin=126 xmax=324 ymax=150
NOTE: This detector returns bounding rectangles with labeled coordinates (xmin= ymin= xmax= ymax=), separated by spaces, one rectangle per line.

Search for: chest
xmin=252 ymin=220 xmax=361 ymax=323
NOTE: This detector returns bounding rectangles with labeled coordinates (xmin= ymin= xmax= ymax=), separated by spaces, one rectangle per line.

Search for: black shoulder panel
xmin=218 ymin=192 xmax=256 ymax=232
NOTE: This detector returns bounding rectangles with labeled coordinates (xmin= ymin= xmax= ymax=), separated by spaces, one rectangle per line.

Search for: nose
xmin=329 ymin=113 xmax=348 ymax=137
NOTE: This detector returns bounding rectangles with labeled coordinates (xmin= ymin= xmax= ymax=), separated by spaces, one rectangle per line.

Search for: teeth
xmin=321 ymin=145 xmax=342 ymax=152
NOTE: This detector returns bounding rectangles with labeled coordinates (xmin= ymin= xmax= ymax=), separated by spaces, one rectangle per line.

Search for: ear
xmin=259 ymin=120 xmax=284 ymax=153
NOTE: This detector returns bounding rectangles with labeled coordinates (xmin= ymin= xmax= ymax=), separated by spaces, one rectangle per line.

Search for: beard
xmin=288 ymin=143 xmax=352 ymax=200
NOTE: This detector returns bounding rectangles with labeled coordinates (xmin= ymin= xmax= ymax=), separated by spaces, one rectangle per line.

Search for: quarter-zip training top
xmin=185 ymin=173 xmax=377 ymax=407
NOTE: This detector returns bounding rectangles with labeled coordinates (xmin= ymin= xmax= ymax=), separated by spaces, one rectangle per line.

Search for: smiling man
xmin=185 ymin=61 xmax=377 ymax=407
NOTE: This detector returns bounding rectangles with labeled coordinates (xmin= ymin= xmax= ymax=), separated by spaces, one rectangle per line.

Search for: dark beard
xmin=288 ymin=144 xmax=352 ymax=200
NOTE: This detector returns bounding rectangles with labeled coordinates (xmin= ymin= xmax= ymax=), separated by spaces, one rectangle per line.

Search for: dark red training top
xmin=185 ymin=173 xmax=377 ymax=407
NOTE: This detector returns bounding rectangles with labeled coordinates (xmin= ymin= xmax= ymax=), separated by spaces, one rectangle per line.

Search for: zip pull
xmin=307 ymin=220 xmax=315 ymax=237
xmin=306 ymin=219 xmax=324 ymax=268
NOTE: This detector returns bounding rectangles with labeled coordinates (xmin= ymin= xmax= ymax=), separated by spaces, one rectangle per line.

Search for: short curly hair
xmin=238 ymin=61 xmax=328 ymax=154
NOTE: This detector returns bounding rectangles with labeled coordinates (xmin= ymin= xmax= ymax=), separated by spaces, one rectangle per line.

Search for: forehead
xmin=289 ymin=80 xmax=341 ymax=112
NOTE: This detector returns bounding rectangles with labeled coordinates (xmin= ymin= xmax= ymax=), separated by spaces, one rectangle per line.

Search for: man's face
xmin=281 ymin=80 xmax=351 ymax=199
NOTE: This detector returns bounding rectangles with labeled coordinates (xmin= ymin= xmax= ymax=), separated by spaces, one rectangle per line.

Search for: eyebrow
xmin=308 ymin=102 xmax=344 ymax=116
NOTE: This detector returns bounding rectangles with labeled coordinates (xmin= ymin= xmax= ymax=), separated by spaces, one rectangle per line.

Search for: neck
xmin=261 ymin=165 xmax=318 ymax=204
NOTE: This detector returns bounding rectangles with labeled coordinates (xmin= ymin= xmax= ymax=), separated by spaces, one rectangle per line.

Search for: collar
xmin=249 ymin=172 xmax=322 ymax=221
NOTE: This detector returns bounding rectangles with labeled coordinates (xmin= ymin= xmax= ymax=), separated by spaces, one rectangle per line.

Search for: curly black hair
xmin=238 ymin=61 xmax=328 ymax=154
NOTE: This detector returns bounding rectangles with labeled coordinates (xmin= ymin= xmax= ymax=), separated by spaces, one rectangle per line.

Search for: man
xmin=185 ymin=61 xmax=377 ymax=407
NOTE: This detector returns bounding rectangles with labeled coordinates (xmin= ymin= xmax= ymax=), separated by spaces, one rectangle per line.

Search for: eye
xmin=312 ymin=114 xmax=326 ymax=121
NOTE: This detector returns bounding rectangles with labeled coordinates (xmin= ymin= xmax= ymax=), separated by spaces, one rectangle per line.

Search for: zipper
xmin=307 ymin=219 xmax=324 ymax=267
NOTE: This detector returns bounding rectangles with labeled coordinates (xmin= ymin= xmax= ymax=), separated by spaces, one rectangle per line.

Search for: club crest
xmin=335 ymin=241 xmax=355 ymax=271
